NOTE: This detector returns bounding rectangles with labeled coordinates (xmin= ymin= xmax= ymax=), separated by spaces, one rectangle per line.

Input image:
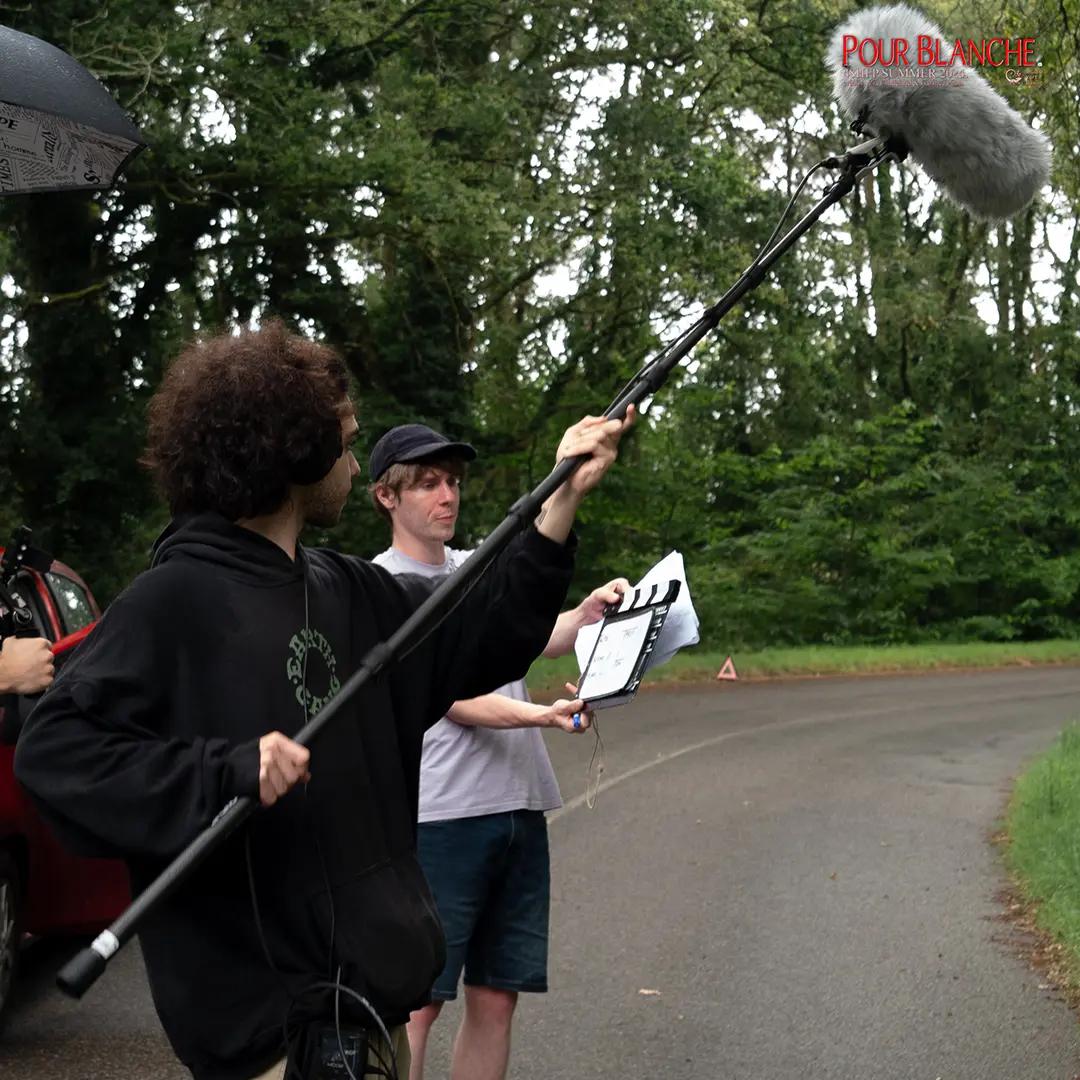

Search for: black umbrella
xmin=0 ymin=24 xmax=146 ymax=195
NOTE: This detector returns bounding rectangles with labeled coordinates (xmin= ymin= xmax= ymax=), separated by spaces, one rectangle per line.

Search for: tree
xmin=2 ymin=0 xmax=1078 ymax=651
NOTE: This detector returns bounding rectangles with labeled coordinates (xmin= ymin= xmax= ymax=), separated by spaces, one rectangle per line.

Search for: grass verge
xmin=1001 ymin=723 xmax=1080 ymax=993
xmin=526 ymin=639 xmax=1080 ymax=695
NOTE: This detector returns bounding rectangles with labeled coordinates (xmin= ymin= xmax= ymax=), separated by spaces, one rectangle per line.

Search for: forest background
xmin=1 ymin=0 xmax=1078 ymax=653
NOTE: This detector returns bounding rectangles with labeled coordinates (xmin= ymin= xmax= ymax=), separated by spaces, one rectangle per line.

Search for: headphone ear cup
xmin=289 ymin=428 xmax=342 ymax=485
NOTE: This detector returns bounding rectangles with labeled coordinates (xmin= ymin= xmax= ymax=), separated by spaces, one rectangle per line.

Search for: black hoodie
xmin=14 ymin=514 xmax=575 ymax=1080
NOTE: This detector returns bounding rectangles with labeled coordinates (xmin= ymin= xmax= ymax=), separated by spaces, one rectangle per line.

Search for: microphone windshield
xmin=825 ymin=3 xmax=1052 ymax=220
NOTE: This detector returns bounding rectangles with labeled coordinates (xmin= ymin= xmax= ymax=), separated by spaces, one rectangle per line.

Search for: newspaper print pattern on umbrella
xmin=0 ymin=24 xmax=146 ymax=195
xmin=0 ymin=102 xmax=141 ymax=195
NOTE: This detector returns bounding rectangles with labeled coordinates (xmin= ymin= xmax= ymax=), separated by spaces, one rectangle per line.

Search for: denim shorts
xmin=417 ymin=809 xmax=550 ymax=1000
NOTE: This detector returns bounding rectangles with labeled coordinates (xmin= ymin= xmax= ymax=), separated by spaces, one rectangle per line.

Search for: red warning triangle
xmin=717 ymin=656 xmax=738 ymax=681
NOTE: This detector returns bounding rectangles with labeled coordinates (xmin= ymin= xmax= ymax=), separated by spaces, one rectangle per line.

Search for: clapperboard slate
xmin=574 ymin=579 xmax=681 ymax=710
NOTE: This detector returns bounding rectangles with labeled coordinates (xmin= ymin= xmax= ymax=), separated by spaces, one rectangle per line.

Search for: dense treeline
xmin=1 ymin=0 xmax=1078 ymax=649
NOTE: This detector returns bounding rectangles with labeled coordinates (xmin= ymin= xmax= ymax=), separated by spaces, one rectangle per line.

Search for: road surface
xmin=5 ymin=669 xmax=1080 ymax=1079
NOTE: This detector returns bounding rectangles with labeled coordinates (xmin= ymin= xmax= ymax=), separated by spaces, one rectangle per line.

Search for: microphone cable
xmin=246 ymin=832 xmax=399 ymax=1080
xmin=243 ymin=557 xmax=401 ymax=1080
xmin=585 ymin=709 xmax=606 ymax=810
xmin=605 ymin=155 xmax=833 ymax=414
xmin=746 ymin=160 xmax=831 ymax=273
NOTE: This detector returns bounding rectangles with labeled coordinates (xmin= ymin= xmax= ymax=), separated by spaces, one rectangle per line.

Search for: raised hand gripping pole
xmin=58 ymin=142 xmax=891 ymax=1000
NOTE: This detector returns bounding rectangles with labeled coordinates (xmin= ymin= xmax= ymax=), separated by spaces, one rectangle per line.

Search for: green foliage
xmin=0 ymin=0 xmax=1078 ymax=648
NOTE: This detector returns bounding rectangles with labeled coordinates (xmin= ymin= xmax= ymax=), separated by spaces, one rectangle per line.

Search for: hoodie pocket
xmin=310 ymin=854 xmax=446 ymax=1015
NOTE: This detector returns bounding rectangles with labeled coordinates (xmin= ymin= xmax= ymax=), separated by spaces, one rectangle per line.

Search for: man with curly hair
xmin=13 ymin=320 xmax=634 ymax=1080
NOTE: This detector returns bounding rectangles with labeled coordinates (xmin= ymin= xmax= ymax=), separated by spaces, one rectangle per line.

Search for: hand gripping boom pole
xmin=57 ymin=141 xmax=893 ymax=999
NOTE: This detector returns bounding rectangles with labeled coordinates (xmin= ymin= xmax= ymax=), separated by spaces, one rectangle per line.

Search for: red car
xmin=0 ymin=551 xmax=130 ymax=1032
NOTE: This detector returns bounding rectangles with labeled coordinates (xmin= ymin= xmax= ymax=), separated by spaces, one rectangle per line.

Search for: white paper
xmin=574 ymin=550 xmax=700 ymax=675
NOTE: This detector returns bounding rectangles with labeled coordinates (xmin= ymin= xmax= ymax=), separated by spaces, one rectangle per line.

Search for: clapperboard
xmin=574 ymin=579 xmax=681 ymax=710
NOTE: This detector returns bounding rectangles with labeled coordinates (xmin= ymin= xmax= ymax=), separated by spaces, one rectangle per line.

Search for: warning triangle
xmin=717 ymin=656 xmax=738 ymax=681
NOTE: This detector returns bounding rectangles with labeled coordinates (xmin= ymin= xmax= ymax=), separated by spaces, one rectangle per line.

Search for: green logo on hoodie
xmin=287 ymin=628 xmax=341 ymax=716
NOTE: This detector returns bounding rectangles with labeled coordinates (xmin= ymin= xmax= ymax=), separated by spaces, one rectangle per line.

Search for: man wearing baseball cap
xmin=369 ymin=422 xmax=627 ymax=1080
xmin=367 ymin=423 xmax=479 ymax=485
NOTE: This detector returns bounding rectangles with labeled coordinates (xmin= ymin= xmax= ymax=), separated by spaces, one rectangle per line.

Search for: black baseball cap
xmin=368 ymin=423 xmax=477 ymax=482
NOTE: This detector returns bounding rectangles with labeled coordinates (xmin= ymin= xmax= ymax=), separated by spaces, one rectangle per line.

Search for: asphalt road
xmin=5 ymin=669 xmax=1080 ymax=1079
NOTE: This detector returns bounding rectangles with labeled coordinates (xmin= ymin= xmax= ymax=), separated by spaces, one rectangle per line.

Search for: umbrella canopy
xmin=0 ymin=24 xmax=147 ymax=195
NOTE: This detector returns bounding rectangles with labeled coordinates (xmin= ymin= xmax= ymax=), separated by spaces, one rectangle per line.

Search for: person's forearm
xmin=534 ymin=486 xmax=581 ymax=545
xmin=446 ymin=694 xmax=554 ymax=729
xmin=544 ymin=607 xmax=587 ymax=658
xmin=14 ymin=691 xmax=260 ymax=862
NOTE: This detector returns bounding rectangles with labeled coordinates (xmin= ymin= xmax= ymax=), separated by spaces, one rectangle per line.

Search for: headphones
xmin=288 ymin=424 xmax=343 ymax=486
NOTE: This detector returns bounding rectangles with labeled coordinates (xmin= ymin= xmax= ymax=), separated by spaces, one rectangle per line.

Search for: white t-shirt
xmin=372 ymin=545 xmax=563 ymax=823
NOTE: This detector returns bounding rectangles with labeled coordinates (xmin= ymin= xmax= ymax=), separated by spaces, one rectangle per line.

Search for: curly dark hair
xmin=144 ymin=319 xmax=350 ymax=520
